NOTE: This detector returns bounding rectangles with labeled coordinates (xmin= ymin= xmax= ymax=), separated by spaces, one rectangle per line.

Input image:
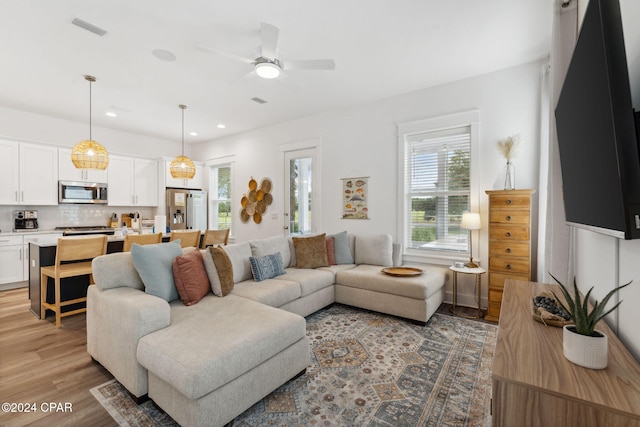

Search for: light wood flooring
xmin=0 ymin=287 xmax=116 ymax=427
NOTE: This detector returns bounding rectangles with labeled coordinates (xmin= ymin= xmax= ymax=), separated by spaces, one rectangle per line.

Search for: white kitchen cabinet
xmin=0 ymin=235 xmax=24 ymax=284
xmin=0 ymin=140 xmax=58 ymax=205
xmin=58 ymin=148 xmax=108 ymax=183
xmin=164 ymin=161 xmax=204 ymax=190
xmin=0 ymin=140 xmax=20 ymax=205
xmin=108 ymin=155 xmax=158 ymax=206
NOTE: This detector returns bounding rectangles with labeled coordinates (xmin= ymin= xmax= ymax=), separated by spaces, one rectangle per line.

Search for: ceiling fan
xmin=196 ymin=22 xmax=335 ymax=81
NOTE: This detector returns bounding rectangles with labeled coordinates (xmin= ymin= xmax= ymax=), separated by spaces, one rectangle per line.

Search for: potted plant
xmin=549 ymin=273 xmax=630 ymax=369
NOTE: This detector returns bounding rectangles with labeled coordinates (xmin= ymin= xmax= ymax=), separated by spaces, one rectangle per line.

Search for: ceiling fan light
xmin=71 ymin=140 xmax=109 ymax=170
xmin=170 ymin=155 xmax=196 ymax=179
xmin=255 ymin=62 xmax=280 ymax=79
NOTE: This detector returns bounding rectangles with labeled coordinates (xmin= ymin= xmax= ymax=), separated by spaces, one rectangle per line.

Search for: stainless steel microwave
xmin=58 ymin=181 xmax=108 ymax=204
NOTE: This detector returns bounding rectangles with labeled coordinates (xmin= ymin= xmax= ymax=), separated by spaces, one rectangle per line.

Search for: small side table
xmin=449 ymin=265 xmax=486 ymax=319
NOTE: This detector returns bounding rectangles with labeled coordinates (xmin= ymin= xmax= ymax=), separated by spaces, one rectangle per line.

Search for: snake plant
xmin=549 ymin=273 xmax=631 ymax=337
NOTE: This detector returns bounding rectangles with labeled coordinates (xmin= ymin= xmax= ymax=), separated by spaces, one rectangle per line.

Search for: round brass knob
xmin=506 ymin=215 xmax=512 ymax=221
xmin=505 ymin=232 xmax=511 ymax=237
xmin=506 ymin=199 xmax=512 ymax=204
xmin=506 ymin=264 xmax=512 ymax=270
xmin=506 ymin=248 xmax=512 ymax=253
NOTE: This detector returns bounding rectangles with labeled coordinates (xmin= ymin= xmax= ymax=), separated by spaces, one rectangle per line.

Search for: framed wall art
xmin=341 ymin=176 xmax=369 ymax=219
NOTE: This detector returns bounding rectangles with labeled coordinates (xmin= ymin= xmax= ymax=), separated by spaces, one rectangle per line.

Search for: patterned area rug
xmin=91 ymin=304 xmax=497 ymax=427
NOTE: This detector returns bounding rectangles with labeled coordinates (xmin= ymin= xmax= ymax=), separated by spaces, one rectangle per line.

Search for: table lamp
xmin=461 ymin=212 xmax=481 ymax=268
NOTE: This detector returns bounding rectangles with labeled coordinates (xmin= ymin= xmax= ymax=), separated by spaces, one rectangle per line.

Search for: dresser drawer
xmin=489 ymin=241 xmax=529 ymax=257
xmin=489 ymin=257 xmax=530 ymax=275
xmin=489 ymin=272 xmax=530 ymax=289
xmin=488 ymin=194 xmax=531 ymax=209
xmin=489 ymin=209 xmax=530 ymax=224
xmin=489 ymin=225 xmax=530 ymax=241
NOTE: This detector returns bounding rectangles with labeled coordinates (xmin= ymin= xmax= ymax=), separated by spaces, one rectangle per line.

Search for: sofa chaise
xmin=87 ymin=232 xmax=447 ymax=427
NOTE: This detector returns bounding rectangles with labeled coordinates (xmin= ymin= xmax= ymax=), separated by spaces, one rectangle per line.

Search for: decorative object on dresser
xmin=550 ymin=274 xmax=631 ymax=370
xmin=485 ymin=189 xmax=534 ymax=322
xmin=492 ymin=280 xmax=640 ymax=427
xmin=496 ymin=134 xmax=519 ymax=190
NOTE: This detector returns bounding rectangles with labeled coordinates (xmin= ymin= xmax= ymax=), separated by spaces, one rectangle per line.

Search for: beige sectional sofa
xmin=87 ymin=233 xmax=447 ymax=427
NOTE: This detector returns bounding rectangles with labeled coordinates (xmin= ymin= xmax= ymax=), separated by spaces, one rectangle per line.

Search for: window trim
xmin=206 ymin=156 xmax=235 ymax=236
xmin=397 ymin=110 xmax=480 ymax=266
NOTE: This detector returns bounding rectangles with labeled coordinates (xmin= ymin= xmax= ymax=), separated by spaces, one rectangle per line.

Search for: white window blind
xmin=403 ymin=126 xmax=471 ymax=253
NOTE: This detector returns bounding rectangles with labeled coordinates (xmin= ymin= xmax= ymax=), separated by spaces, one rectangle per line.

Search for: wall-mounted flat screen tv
xmin=555 ymin=0 xmax=640 ymax=239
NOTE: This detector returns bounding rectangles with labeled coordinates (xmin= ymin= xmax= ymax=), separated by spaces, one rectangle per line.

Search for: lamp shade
xmin=71 ymin=139 xmax=109 ymax=170
xmin=170 ymin=155 xmax=196 ymax=179
xmin=461 ymin=212 xmax=481 ymax=230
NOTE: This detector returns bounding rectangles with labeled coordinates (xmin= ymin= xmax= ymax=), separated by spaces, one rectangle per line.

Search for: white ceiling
xmin=0 ymin=0 xmax=555 ymax=143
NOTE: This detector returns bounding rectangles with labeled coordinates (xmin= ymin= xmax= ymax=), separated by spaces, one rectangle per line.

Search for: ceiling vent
xmin=71 ymin=18 xmax=107 ymax=36
xmin=251 ymin=97 xmax=268 ymax=104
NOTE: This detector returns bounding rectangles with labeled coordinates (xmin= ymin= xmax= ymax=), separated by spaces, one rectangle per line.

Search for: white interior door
xmin=284 ymin=148 xmax=316 ymax=236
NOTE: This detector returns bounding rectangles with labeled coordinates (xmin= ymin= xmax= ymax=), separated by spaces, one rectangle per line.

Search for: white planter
xmin=563 ymin=325 xmax=608 ymax=369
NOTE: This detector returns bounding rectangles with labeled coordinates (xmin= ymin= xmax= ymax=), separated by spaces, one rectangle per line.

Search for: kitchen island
xmin=29 ymin=233 xmax=170 ymax=319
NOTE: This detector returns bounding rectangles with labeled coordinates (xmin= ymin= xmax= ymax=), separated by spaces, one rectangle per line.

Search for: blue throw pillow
xmin=249 ymin=252 xmax=285 ymax=282
xmin=131 ymin=240 xmax=183 ymax=302
xmin=329 ymin=231 xmax=354 ymax=264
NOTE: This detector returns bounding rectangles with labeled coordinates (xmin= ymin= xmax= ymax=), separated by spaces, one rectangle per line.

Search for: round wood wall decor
xmin=240 ymin=177 xmax=272 ymax=223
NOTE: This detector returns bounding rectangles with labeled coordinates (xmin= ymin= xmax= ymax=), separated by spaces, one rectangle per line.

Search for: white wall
xmin=192 ymin=60 xmax=545 ymax=308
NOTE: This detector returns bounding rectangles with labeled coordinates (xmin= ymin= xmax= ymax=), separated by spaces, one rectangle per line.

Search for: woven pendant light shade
xmin=72 ymin=139 xmax=109 ymax=170
xmin=170 ymin=155 xmax=196 ymax=179
xmin=72 ymin=75 xmax=109 ymax=170
xmin=170 ymin=104 xmax=195 ymax=179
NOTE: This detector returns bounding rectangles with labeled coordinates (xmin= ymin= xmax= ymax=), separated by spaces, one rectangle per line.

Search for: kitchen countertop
xmin=2 ymin=229 xmax=171 ymax=247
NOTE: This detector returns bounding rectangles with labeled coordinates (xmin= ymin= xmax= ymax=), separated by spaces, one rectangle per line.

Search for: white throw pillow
xmin=250 ymin=235 xmax=292 ymax=268
xmin=355 ymin=234 xmax=393 ymax=267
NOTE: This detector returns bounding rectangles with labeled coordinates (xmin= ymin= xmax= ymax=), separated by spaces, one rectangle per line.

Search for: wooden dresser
xmin=492 ymin=280 xmax=640 ymax=426
xmin=485 ymin=189 xmax=534 ymax=322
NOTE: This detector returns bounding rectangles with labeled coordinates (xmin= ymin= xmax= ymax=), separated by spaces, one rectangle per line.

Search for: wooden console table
xmin=492 ymin=280 xmax=640 ymax=427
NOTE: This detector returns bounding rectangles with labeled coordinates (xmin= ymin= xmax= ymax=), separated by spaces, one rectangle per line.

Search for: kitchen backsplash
xmin=0 ymin=205 xmax=156 ymax=232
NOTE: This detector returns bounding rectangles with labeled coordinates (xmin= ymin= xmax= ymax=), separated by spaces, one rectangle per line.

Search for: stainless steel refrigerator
xmin=166 ymin=188 xmax=207 ymax=231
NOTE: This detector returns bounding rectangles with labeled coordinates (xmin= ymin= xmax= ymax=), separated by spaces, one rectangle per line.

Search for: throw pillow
xmin=202 ymin=249 xmax=222 ymax=296
xmin=250 ymin=235 xmax=292 ymax=268
xmin=131 ymin=240 xmax=183 ymax=302
xmin=172 ymin=249 xmax=210 ymax=305
xmin=292 ymin=233 xmax=329 ymax=269
xmin=249 ymin=252 xmax=285 ymax=282
xmin=209 ymin=247 xmax=234 ymax=296
xmin=326 ymin=237 xmax=337 ymax=265
xmin=328 ymin=231 xmax=354 ymax=264
xmin=355 ymin=234 xmax=393 ymax=267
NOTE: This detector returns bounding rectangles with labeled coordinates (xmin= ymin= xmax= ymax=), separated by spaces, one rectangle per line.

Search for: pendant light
xmin=170 ymin=104 xmax=196 ymax=179
xmin=71 ymin=75 xmax=109 ymax=170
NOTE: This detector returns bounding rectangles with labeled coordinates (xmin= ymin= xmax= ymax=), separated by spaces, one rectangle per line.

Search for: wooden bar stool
xmin=123 ymin=233 xmax=162 ymax=252
xmin=40 ymin=235 xmax=108 ymax=327
xmin=169 ymin=230 xmax=201 ymax=248
xmin=200 ymin=229 xmax=230 ymax=248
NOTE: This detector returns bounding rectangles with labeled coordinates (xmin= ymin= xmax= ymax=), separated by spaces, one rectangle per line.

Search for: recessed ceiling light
xmin=105 ymin=112 xmax=117 ymax=117
xmin=189 ymin=132 xmax=198 ymax=136
xmin=217 ymin=124 xmax=226 ymax=129
xmin=152 ymin=49 xmax=176 ymax=62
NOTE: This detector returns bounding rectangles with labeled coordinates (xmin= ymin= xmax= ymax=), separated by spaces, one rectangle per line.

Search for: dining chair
xmin=40 ymin=235 xmax=108 ymax=327
xmin=200 ymin=229 xmax=230 ymax=249
xmin=169 ymin=230 xmax=201 ymax=248
xmin=122 ymin=232 xmax=163 ymax=252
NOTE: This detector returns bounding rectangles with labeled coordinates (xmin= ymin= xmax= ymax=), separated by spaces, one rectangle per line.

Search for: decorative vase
xmin=504 ymin=160 xmax=515 ymax=190
xmin=562 ymin=325 xmax=608 ymax=369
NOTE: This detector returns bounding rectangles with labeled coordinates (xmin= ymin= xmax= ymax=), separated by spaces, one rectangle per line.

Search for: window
xmin=209 ymin=163 xmax=232 ymax=231
xmin=398 ymin=111 xmax=478 ymax=260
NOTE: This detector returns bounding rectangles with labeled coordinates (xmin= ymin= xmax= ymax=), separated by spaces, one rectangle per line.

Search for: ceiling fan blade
xmin=195 ymin=45 xmax=254 ymax=64
xmin=260 ymin=23 xmax=279 ymax=59
xmin=284 ymin=59 xmax=336 ymax=71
